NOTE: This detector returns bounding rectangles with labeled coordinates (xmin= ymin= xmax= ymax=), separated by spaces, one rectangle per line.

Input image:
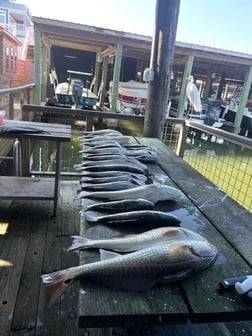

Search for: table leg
xmin=53 ymin=141 xmax=62 ymax=216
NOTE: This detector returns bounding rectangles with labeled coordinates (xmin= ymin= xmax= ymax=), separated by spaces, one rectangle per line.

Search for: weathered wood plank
xmin=0 ymin=202 xmax=34 ymax=335
xmin=0 ymin=177 xmax=55 ymax=200
xmin=36 ymin=181 xmax=81 ymax=336
xmin=11 ymin=201 xmax=49 ymax=332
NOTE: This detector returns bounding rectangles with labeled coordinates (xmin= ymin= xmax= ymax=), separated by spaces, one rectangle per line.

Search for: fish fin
xmin=130 ymin=178 xmax=144 ymax=186
xmin=67 ymin=236 xmax=90 ymax=252
xmin=84 ymin=211 xmax=99 ymax=223
xmin=41 ymin=269 xmax=74 ymax=309
xmin=99 ymin=249 xmax=121 ymax=260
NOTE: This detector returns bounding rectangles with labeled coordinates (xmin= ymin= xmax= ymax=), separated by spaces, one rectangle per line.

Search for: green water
xmin=183 ymin=137 xmax=252 ymax=212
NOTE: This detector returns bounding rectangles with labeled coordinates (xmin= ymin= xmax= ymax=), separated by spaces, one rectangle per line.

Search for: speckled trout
xmin=80 ymin=184 xmax=183 ymax=203
xmin=68 ymin=227 xmax=208 ymax=252
xmin=41 ymin=240 xmax=217 ymax=308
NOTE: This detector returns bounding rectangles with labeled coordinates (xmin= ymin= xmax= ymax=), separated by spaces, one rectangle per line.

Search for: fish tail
xmin=67 ymin=235 xmax=90 ymax=252
xmin=41 ymin=269 xmax=74 ymax=309
xmin=84 ymin=211 xmax=99 ymax=223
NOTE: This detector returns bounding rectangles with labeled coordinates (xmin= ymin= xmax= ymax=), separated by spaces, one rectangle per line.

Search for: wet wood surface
xmin=79 ymin=137 xmax=252 ymax=329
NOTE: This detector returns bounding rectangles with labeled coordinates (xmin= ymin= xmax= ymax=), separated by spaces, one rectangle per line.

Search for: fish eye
xmin=64 ymin=278 xmax=72 ymax=285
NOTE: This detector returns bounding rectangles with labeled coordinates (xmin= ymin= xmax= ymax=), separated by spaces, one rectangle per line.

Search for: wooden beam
xmin=34 ymin=25 xmax=41 ymax=104
xmin=234 ymin=65 xmax=252 ymax=133
xmin=100 ymin=46 xmax=116 ymax=57
xmin=110 ymin=44 xmax=123 ymax=111
xmin=144 ymin=0 xmax=180 ymax=138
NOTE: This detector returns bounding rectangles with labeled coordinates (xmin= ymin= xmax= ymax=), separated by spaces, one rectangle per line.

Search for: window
xmin=0 ymin=10 xmax=6 ymax=24
xmin=5 ymin=47 xmax=10 ymax=71
xmin=10 ymin=48 xmax=14 ymax=71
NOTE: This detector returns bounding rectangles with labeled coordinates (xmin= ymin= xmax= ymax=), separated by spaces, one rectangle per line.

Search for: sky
xmin=21 ymin=0 xmax=252 ymax=55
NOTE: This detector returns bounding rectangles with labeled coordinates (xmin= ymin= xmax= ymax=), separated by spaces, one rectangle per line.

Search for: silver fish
xmin=80 ymin=158 xmax=148 ymax=172
xmin=81 ymin=135 xmax=131 ymax=145
xmin=128 ymin=152 xmax=157 ymax=163
xmin=81 ymin=147 xmax=128 ymax=155
xmin=81 ymin=164 xmax=147 ymax=175
xmin=80 ymin=170 xmax=144 ymax=178
xmin=84 ymin=210 xmax=180 ymax=225
xmin=80 ymin=174 xmax=148 ymax=184
xmin=68 ymin=226 xmax=207 ymax=252
xmin=80 ymin=184 xmax=183 ymax=203
xmin=41 ymin=240 xmax=217 ymax=308
xmin=81 ymin=178 xmax=145 ymax=191
xmin=81 ymin=153 xmax=126 ymax=161
xmin=84 ymin=198 xmax=155 ymax=212
xmin=81 ymin=129 xmax=122 ymax=137
xmin=82 ymin=141 xmax=122 ymax=148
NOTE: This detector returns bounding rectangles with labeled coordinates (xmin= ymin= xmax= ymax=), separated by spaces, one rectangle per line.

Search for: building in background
xmin=0 ymin=0 xmax=34 ymax=87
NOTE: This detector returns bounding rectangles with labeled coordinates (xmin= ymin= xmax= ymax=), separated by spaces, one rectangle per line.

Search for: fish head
xmin=158 ymin=185 xmax=183 ymax=201
xmin=188 ymin=240 xmax=218 ymax=266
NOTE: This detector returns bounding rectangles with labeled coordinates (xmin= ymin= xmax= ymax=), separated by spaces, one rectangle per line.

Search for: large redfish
xmin=41 ymin=240 xmax=217 ymax=308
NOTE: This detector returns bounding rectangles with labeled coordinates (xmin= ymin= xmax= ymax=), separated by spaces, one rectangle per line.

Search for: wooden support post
xmin=93 ymin=53 xmax=101 ymax=96
xmin=41 ymin=45 xmax=48 ymax=102
xmin=143 ymin=0 xmax=180 ymax=138
xmin=110 ymin=44 xmax=123 ymax=112
xmin=177 ymin=55 xmax=194 ymax=118
xmin=9 ymin=93 xmax=14 ymax=119
xmin=216 ymin=76 xmax=225 ymax=100
xmin=99 ymin=56 xmax=108 ymax=106
xmin=234 ymin=65 xmax=252 ymax=134
xmin=21 ymin=139 xmax=30 ymax=176
xmin=176 ymin=122 xmax=189 ymax=157
xmin=34 ymin=25 xmax=42 ymax=105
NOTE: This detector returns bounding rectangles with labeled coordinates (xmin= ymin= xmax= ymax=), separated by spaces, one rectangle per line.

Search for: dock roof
xmin=32 ymin=16 xmax=252 ymax=82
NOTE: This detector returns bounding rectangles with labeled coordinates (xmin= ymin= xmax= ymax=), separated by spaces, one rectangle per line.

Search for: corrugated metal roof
xmin=32 ymin=16 xmax=252 ymax=61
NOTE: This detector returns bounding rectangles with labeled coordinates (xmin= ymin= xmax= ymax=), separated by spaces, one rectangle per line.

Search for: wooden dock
xmin=0 ymin=181 xmax=84 ymax=335
xmin=1 ymin=180 xmax=252 ymax=336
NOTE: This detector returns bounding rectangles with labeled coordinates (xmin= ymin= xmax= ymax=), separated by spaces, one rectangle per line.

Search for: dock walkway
xmin=0 ymin=177 xmax=252 ymax=335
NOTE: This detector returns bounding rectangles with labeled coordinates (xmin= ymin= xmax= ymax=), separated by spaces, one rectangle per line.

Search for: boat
xmin=54 ymin=70 xmax=98 ymax=109
xmin=109 ymin=80 xmax=148 ymax=114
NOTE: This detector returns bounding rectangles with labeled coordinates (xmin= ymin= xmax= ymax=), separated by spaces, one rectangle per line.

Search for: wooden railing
xmin=0 ymin=83 xmax=35 ymax=119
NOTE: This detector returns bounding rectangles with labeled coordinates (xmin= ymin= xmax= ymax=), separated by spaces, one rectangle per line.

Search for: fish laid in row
xmin=41 ymin=240 xmax=217 ymax=308
xmin=80 ymin=184 xmax=183 ymax=203
xmin=81 ymin=129 xmax=122 ymax=137
xmin=84 ymin=209 xmax=180 ymax=226
xmin=80 ymin=164 xmax=147 ymax=175
xmin=80 ymin=170 xmax=147 ymax=178
xmin=68 ymin=226 xmax=207 ymax=252
xmin=80 ymin=173 xmax=148 ymax=184
xmin=81 ymin=135 xmax=131 ymax=145
xmin=84 ymin=198 xmax=155 ymax=213
xmin=80 ymin=178 xmax=145 ymax=192
xmin=80 ymin=157 xmax=148 ymax=172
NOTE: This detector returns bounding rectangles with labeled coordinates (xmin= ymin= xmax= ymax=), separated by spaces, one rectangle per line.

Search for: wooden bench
xmin=0 ymin=119 xmax=71 ymax=215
